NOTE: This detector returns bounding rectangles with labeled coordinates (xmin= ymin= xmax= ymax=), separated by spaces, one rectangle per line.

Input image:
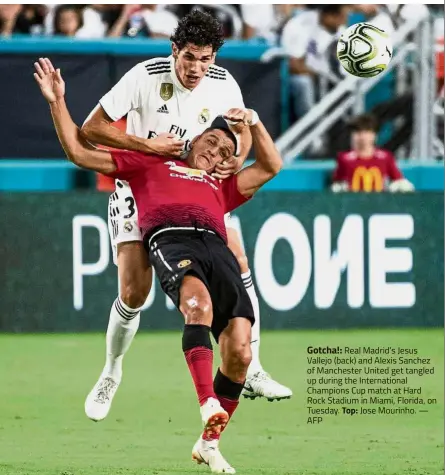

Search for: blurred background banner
xmin=1 ymin=192 xmax=442 ymax=332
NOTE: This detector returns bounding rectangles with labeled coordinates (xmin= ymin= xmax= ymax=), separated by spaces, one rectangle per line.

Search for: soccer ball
xmin=337 ymin=22 xmax=393 ymax=78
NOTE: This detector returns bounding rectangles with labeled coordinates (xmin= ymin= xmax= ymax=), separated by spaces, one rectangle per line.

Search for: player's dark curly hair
xmin=170 ymin=10 xmax=225 ymax=53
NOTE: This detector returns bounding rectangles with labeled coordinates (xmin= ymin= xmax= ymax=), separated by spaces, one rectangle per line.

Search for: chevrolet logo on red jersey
xmin=166 ymin=161 xmax=206 ymax=178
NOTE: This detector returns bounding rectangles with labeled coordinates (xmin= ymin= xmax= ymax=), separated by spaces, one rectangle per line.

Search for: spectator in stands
xmin=240 ymin=4 xmax=296 ymax=43
xmin=281 ymin=5 xmax=348 ymax=119
xmin=331 ymin=114 xmax=414 ymax=193
xmin=386 ymin=4 xmax=430 ymax=28
xmin=0 ymin=4 xmax=47 ymax=35
xmin=108 ymin=4 xmax=178 ymax=38
xmin=353 ymin=5 xmax=395 ymax=35
xmin=53 ymin=5 xmax=83 ymax=37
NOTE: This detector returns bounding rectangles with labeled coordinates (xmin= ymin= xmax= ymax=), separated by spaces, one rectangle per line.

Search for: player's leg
xmin=225 ymin=220 xmax=262 ymax=369
xmin=85 ymin=241 xmax=152 ymax=421
xmin=148 ymin=234 xmax=230 ymax=440
xmin=85 ymin=186 xmax=152 ymax=421
xmin=179 ymin=274 xmax=229 ymax=439
xmin=192 ymin=317 xmax=251 ymax=475
xmin=226 ymin=222 xmax=293 ymax=402
xmin=106 ymin=241 xmax=151 ymax=379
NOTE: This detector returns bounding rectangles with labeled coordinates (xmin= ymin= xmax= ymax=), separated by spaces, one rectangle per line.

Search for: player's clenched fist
xmin=33 ymin=57 xmax=65 ymax=103
xmin=148 ymin=132 xmax=185 ymax=158
xmin=224 ymin=108 xmax=254 ymax=127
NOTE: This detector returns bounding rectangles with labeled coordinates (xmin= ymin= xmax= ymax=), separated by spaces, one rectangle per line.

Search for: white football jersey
xmin=98 ymin=55 xmax=245 ymax=151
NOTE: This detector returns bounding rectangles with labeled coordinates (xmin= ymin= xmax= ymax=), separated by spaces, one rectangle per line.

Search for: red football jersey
xmin=96 ymin=118 xmax=128 ymax=192
xmin=108 ymin=150 xmax=250 ymax=242
xmin=333 ymin=149 xmax=403 ymax=192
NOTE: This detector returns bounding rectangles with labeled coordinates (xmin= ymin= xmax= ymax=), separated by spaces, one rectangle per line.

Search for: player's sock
xmin=104 ymin=296 xmax=141 ymax=382
xmin=183 ymin=324 xmax=216 ymax=405
xmin=207 ymin=368 xmax=244 ymax=440
xmin=242 ymin=270 xmax=263 ymax=375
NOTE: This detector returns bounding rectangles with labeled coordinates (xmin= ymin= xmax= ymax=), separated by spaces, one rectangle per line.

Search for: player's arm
xmin=227 ymin=118 xmax=252 ymax=164
xmin=81 ymin=105 xmax=156 ymax=153
xmin=81 ymin=64 xmax=183 ymax=157
xmin=51 ymin=100 xmax=117 ymax=174
xmin=34 ymin=58 xmax=116 ymax=174
xmin=230 ymin=109 xmax=282 ymax=197
xmin=213 ymin=74 xmax=252 ymax=179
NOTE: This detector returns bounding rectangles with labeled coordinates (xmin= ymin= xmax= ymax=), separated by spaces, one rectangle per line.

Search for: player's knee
xmin=120 ymin=284 xmax=149 ymax=309
xmin=180 ymin=295 xmax=212 ymax=326
xmin=227 ymin=340 xmax=252 ymax=375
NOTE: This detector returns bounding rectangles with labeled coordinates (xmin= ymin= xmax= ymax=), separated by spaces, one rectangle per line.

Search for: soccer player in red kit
xmin=35 ymin=58 xmax=282 ymax=474
xmin=332 ymin=114 xmax=414 ymax=192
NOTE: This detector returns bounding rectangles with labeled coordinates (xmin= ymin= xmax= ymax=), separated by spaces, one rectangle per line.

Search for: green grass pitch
xmin=0 ymin=329 xmax=443 ymax=475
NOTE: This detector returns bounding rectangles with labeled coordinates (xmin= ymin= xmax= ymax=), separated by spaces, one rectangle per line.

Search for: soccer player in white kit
xmin=81 ymin=10 xmax=292 ymax=422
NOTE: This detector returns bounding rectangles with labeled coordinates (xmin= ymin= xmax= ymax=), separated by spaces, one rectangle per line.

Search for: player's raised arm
xmin=213 ymin=75 xmax=252 ymax=180
xmin=34 ymin=58 xmax=116 ymax=175
xmin=225 ymin=109 xmax=282 ymax=197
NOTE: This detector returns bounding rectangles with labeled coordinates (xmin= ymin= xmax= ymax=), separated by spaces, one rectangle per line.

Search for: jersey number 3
xmin=123 ymin=197 xmax=135 ymax=218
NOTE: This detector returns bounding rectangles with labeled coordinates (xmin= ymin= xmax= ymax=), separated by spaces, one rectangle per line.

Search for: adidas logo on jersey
xmin=157 ymin=104 xmax=169 ymax=114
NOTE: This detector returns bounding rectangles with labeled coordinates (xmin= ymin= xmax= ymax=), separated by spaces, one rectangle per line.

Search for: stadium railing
xmin=275 ymin=18 xmax=438 ymax=162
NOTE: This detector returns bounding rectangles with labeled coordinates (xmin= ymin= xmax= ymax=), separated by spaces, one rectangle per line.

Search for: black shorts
xmin=145 ymin=229 xmax=254 ymax=341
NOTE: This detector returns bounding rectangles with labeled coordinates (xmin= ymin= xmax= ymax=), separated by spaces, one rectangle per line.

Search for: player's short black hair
xmin=350 ymin=114 xmax=379 ymax=132
xmin=202 ymin=126 xmax=238 ymax=156
xmin=170 ymin=10 xmax=225 ymax=53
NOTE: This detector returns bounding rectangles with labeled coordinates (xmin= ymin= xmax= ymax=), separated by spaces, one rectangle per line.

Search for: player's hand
xmin=223 ymin=108 xmax=253 ymax=127
xmin=212 ymin=156 xmax=240 ymax=180
xmin=148 ymin=133 xmax=184 ymax=158
xmin=34 ymin=57 xmax=65 ymax=103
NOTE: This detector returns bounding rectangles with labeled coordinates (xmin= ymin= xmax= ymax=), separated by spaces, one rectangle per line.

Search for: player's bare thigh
xmin=117 ymin=241 xmax=152 ymax=309
xmin=179 ymin=275 xmax=213 ymax=327
xmin=219 ymin=318 xmax=252 ymax=383
xmin=226 ymin=227 xmax=249 ymax=274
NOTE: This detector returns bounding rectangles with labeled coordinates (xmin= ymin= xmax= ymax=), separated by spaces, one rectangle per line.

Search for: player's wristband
xmin=248 ymin=109 xmax=259 ymax=126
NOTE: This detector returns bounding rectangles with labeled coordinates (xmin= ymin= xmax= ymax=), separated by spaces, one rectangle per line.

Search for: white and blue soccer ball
xmin=337 ymin=22 xmax=393 ymax=78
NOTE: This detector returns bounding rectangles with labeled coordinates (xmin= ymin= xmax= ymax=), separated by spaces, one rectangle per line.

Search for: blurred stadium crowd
xmin=0 ymin=4 xmax=441 ymax=43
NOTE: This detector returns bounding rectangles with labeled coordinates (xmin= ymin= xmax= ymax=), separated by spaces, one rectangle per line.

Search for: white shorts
xmin=108 ymin=180 xmax=234 ymax=265
xmin=108 ymin=181 xmax=142 ymax=265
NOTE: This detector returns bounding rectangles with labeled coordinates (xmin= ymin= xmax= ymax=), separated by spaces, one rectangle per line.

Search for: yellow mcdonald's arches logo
xmin=351 ymin=166 xmax=384 ymax=192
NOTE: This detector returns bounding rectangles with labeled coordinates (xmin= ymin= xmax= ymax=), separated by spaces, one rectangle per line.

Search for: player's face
xmin=352 ymin=129 xmax=376 ymax=150
xmin=188 ymin=130 xmax=235 ymax=173
xmin=173 ymin=43 xmax=215 ymax=90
